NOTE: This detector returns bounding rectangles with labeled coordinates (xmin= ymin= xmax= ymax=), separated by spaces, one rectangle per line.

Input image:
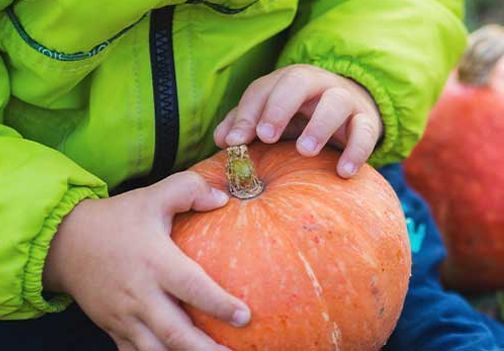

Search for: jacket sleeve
xmin=278 ymin=0 xmax=467 ymax=167
xmin=0 ymin=0 xmax=169 ymax=108
xmin=0 ymin=55 xmax=108 ymax=319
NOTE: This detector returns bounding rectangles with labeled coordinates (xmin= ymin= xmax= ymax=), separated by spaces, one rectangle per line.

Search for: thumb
xmin=149 ymin=171 xmax=229 ymax=214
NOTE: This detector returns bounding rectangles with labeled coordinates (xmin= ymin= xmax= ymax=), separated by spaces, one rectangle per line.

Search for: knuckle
xmin=182 ymin=170 xmax=204 ymax=184
xmin=311 ymin=119 xmax=332 ymax=135
xmin=117 ymin=287 xmax=142 ymax=316
xmin=242 ymin=76 xmax=269 ymax=101
xmin=137 ymin=341 xmax=165 ymax=351
xmin=266 ymin=102 xmax=290 ymax=120
xmin=180 ymin=269 xmax=205 ymax=304
xmin=326 ymin=87 xmax=352 ymax=105
xmin=179 ymin=171 xmax=206 ymax=196
xmin=165 ymin=172 xmax=186 ymax=186
xmin=283 ymin=67 xmax=308 ymax=85
xmin=180 ymin=270 xmax=232 ymax=320
xmin=357 ymin=117 xmax=378 ymax=141
xmin=111 ymin=313 xmax=131 ymax=333
xmin=160 ymin=326 xmax=190 ymax=349
xmin=289 ymin=63 xmax=313 ymax=71
xmin=223 ymin=108 xmax=237 ymax=121
xmin=233 ymin=117 xmax=256 ymax=130
xmin=351 ymin=143 xmax=371 ymax=162
xmin=247 ymin=77 xmax=266 ymax=93
xmin=142 ymin=253 xmax=162 ymax=274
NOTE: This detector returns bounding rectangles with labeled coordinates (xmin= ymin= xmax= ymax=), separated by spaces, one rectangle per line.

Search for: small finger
xmin=214 ymin=108 xmax=237 ymax=148
xmin=337 ymin=113 xmax=381 ymax=178
xmin=160 ymin=245 xmax=250 ymax=328
xmin=296 ymin=87 xmax=354 ymax=156
xmin=225 ymin=72 xmax=283 ymax=145
xmin=141 ymin=295 xmax=230 ymax=351
xmin=257 ymin=67 xmax=331 ymax=143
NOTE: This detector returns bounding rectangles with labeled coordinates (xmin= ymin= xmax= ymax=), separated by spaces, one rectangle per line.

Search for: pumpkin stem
xmin=226 ymin=145 xmax=264 ymax=199
xmin=458 ymin=25 xmax=504 ymax=86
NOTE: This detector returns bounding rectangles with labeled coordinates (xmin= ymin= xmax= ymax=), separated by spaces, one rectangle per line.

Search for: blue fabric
xmin=380 ymin=164 xmax=504 ymax=351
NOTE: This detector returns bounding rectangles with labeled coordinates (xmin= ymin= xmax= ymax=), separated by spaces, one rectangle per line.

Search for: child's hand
xmin=214 ymin=64 xmax=383 ymax=178
xmin=43 ymin=172 xmax=249 ymax=351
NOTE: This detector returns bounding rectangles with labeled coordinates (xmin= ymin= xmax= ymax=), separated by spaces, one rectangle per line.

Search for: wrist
xmin=42 ymin=199 xmax=95 ymax=295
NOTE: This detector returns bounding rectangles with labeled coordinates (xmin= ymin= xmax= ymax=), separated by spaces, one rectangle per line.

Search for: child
xmin=0 ymin=0 xmax=499 ymax=350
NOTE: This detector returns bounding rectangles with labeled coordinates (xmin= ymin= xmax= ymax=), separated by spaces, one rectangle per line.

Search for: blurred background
xmin=466 ymin=0 xmax=504 ymax=30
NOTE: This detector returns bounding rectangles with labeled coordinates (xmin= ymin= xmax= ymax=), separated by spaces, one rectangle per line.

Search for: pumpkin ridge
xmin=297 ymin=251 xmax=342 ymax=351
xmin=253 ymin=145 xmax=329 ymax=181
xmin=174 ymin=141 xmax=411 ymax=350
xmin=260 ymin=173 xmax=404 ymax=350
xmin=260 ymin=201 xmax=340 ymax=350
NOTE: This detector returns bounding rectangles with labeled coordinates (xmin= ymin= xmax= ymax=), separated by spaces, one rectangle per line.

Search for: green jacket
xmin=0 ymin=0 xmax=466 ymax=320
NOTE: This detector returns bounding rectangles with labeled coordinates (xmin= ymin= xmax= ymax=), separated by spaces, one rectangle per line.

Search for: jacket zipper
xmin=114 ymin=2 xmax=255 ymax=193
xmin=148 ymin=6 xmax=180 ymax=184
xmin=113 ymin=6 xmax=178 ymax=194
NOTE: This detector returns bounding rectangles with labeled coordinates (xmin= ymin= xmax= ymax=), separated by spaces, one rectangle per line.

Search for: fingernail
xmin=231 ymin=308 xmax=251 ymax=327
xmin=256 ymin=122 xmax=275 ymax=140
xmin=341 ymin=162 xmax=357 ymax=177
xmin=299 ymin=136 xmax=318 ymax=153
xmin=211 ymin=188 xmax=229 ymax=205
xmin=226 ymin=130 xmax=245 ymax=145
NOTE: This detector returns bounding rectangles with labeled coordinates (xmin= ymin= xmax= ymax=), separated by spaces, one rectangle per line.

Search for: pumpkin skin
xmin=404 ymin=76 xmax=504 ymax=291
xmin=404 ymin=26 xmax=504 ymax=291
xmin=172 ymin=141 xmax=411 ymax=351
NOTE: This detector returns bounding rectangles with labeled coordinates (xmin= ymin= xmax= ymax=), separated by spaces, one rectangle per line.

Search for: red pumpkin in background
xmin=172 ymin=142 xmax=411 ymax=351
xmin=405 ymin=25 xmax=504 ymax=291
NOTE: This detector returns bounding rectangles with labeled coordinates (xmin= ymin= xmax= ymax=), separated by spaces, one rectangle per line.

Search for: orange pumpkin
xmin=172 ymin=141 xmax=411 ymax=351
xmin=404 ymin=25 xmax=504 ymax=291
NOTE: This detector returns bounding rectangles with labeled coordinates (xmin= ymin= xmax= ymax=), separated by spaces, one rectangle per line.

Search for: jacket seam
xmin=187 ymin=8 xmax=200 ymax=163
xmin=131 ymin=18 xmax=146 ymax=178
xmin=113 ymin=6 xmax=179 ymax=193
xmin=6 ymin=5 xmax=145 ymax=62
xmin=185 ymin=0 xmax=259 ymax=14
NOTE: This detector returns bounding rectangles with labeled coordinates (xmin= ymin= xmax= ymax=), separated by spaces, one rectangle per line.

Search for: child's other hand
xmin=43 ymin=172 xmax=249 ymax=351
xmin=214 ymin=64 xmax=383 ymax=178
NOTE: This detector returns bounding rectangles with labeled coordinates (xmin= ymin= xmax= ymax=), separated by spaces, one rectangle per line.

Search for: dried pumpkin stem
xmin=226 ymin=145 xmax=264 ymax=199
xmin=458 ymin=25 xmax=504 ymax=86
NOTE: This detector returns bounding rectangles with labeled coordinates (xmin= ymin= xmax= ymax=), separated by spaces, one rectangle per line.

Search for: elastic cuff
xmin=23 ymin=186 xmax=102 ymax=314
